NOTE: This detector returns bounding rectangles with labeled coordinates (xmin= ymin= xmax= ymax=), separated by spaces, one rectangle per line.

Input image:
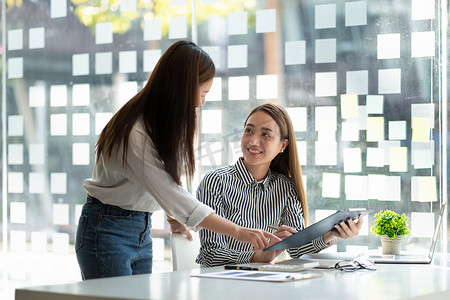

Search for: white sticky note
xmin=341 ymin=122 xmax=360 ymax=141
xmin=29 ymin=85 xmax=46 ymax=107
xmin=317 ymin=130 xmax=335 ymax=141
xmin=411 ymin=103 xmax=434 ymax=128
xmin=51 ymin=173 xmax=67 ymax=194
xmin=50 ymin=85 xmax=67 ymax=107
xmin=143 ymin=49 xmax=161 ymax=73
xmin=72 ymin=53 xmax=89 ymax=76
xmin=50 ymin=114 xmax=67 ymax=136
xmin=8 ymin=144 xmax=23 ymax=165
xmin=285 ymin=41 xmax=306 ymax=65
xmin=53 ymin=233 xmax=69 ymax=253
xmin=200 ymin=141 xmax=223 ymax=166
xmin=412 ymin=0 xmax=435 ymax=20
xmin=202 ymin=110 xmax=222 ymax=134
xmin=297 ymin=141 xmax=307 ymax=166
xmin=95 ymin=22 xmax=113 ymax=44
xmin=286 ymin=107 xmax=307 ymax=132
xmin=256 ymin=9 xmax=276 ymax=33
xmin=379 ymin=140 xmax=401 ymax=165
xmin=120 ymin=0 xmax=137 ymax=11
xmin=119 ymin=51 xmax=137 ymax=73
xmin=31 ymin=232 xmax=48 ymax=253
xmin=315 ymin=39 xmax=336 ymax=63
xmin=72 ymin=113 xmax=90 ymax=136
xmin=8 ymin=115 xmax=23 ymax=137
xmin=256 ymin=74 xmax=277 ymax=99
xmin=341 ymin=94 xmax=359 ymax=119
xmin=29 ymin=144 xmax=45 ymax=165
xmin=51 ymin=0 xmax=66 ymax=18
xmin=411 ymin=212 xmax=434 ymax=238
xmin=72 ymin=84 xmax=90 ymax=106
xmin=10 ymin=231 xmax=26 ymax=252
xmin=206 ymin=77 xmax=222 ymax=102
xmin=10 ymin=202 xmax=26 ymax=224
xmin=315 ymin=72 xmax=337 ymax=97
xmin=322 ymin=173 xmax=341 ymax=198
xmin=202 ymin=46 xmax=220 ymax=69
xmin=8 ymin=172 xmax=24 ymax=193
xmin=73 ymin=143 xmax=90 ymax=165
xmin=144 ymin=19 xmax=162 ymax=41
xmin=345 ymin=175 xmax=368 ymax=200
xmin=411 ymin=31 xmax=435 ymax=58
xmin=345 ymin=1 xmax=367 ymax=26
xmin=389 ymin=120 xmax=407 ymax=140
xmin=377 ymin=33 xmax=400 ymax=59
xmin=229 ymin=76 xmax=249 ymax=100
xmin=169 ymin=16 xmax=187 ymax=39
xmin=412 ymin=117 xmax=431 ymax=142
xmin=343 ymin=148 xmax=362 ymax=173
xmin=366 ymin=147 xmax=385 ymax=167
xmin=412 ymin=141 xmax=434 ymax=169
xmin=366 ymin=117 xmax=384 ymax=141
xmin=368 ymin=174 xmax=385 ymax=199
xmin=346 ymin=70 xmax=368 ymax=95
xmin=366 ymin=95 xmax=384 ymax=114
xmin=315 ymin=141 xmax=337 ymax=165
xmin=412 ymin=176 xmax=437 ymax=202
xmin=380 ymin=176 xmax=401 ymax=201
xmin=29 ymin=27 xmax=45 ymax=49
xmin=315 ymin=4 xmax=336 ymax=29
xmin=95 ymin=52 xmax=113 ymax=75
xmin=228 ymin=11 xmax=248 ymax=35
xmin=389 ymin=147 xmax=407 ymax=172
xmin=8 ymin=57 xmax=23 ymax=79
xmin=118 ymin=81 xmax=138 ymax=107
xmin=95 ymin=112 xmax=113 ymax=135
xmin=315 ymin=106 xmax=337 ymax=131
xmin=29 ymin=172 xmax=45 ymax=194
xmin=8 ymin=29 xmax=23 ymax=51
xmin=228 ymin=45 xmax=248 ymax=68
xmin=378 ymin=68 xmax=401 ymax=94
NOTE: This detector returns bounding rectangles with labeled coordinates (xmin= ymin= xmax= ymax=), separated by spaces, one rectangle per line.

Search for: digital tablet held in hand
xmin=264 ymin=209 xmax=372 ymax=251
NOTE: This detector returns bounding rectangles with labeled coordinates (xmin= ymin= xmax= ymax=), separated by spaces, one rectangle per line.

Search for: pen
xmin=224 ymin=265 xmax=261 ymax=271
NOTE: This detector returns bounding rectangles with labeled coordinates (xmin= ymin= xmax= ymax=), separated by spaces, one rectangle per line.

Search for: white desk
xmin=15 ymin=256 xmax=450 ymax=300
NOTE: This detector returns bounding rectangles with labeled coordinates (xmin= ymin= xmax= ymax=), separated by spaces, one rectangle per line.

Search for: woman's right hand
xmin=234 ymin=227 xmax=281 ymax=251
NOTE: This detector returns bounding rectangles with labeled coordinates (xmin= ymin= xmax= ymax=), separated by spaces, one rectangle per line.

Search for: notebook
xmin=368 ymin=202 xmax=446 ymax=264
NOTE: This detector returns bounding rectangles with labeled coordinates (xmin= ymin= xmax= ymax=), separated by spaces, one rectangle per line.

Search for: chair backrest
xmin=170 ymin=231 xmax=201 ymax=271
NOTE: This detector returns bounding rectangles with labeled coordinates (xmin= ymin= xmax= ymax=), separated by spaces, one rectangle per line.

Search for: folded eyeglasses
xmin=334 ymin=258 xmax=377 ymax=272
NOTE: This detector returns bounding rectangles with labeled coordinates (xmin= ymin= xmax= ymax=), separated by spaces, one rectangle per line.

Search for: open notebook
xmin=368 ymin=202 xmax=446 ymax=264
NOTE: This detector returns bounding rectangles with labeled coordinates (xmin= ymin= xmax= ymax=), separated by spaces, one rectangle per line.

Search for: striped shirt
xmin=196 ymin=158 xmax=329 ymax=267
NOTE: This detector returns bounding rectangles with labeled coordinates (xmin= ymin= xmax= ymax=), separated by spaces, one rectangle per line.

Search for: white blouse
xmin=83 ymin=119 xmax=214 ymax=230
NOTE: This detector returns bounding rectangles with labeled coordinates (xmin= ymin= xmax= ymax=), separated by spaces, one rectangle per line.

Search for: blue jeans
xmin=75 ymin=196 xmax=153 ymax=280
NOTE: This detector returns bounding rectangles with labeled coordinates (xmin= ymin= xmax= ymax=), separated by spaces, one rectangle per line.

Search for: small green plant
xmin=371 ymin=210 xmax=411 ymax=239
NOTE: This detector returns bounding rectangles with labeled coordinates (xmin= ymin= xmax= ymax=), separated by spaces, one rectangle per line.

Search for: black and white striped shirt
xmin=196 ymin=158 xmax=329 ymax=267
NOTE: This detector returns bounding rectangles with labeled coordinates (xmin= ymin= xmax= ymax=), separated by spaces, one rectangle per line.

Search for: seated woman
xmin=196 ymin=103 xmax=363 ymax=267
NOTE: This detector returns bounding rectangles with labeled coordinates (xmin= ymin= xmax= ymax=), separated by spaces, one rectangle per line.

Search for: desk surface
xmin=15 ymin=255 xmax=450 ymax=300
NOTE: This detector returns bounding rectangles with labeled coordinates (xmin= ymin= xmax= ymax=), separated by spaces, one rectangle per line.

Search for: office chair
xmin=170 ymin=231 xmax=201 ymax=271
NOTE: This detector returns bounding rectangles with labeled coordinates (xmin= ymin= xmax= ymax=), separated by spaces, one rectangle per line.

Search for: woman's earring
xmin=280 ymin=150 xmax=284 ymax=153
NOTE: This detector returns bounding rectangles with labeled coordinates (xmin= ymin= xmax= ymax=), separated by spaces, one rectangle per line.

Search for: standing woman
xmin=75 ymin=40 xmax=278 ymax=280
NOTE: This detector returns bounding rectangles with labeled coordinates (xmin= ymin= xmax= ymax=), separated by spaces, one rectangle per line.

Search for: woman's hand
xmin=234 ymin=228 xmax=281 ymax=251
xmin=250 ymin=225 xmax=297 ymax=263
xmin=168 ymin=219 xmax=193 ymax=241
xmin=324 ymin=215 xmax=363 ymax=243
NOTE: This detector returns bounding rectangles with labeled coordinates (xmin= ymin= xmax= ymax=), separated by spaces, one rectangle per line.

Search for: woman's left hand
xmin=331 ymin=215 xmax=363 ymax=240
xmin=168 ymin=219 xmax=193 ymax=241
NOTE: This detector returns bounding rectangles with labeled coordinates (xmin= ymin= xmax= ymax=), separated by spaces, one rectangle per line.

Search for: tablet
xmin=264 ymin=209 xmax=371 ymax=251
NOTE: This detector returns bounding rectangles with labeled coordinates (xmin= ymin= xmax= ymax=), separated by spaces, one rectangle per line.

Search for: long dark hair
xmin=96 ymin=40 xmax=215 ymax=185
xmin=244 ymin=103 xmax=308 ymax=225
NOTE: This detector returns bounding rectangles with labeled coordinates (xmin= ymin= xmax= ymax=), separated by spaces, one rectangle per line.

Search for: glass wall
xmin=1 ymin=0 xmax=448 ymax=281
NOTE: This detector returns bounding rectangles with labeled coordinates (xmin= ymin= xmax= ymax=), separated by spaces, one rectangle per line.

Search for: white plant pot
xmin=381 ymin=235 xmax=404 ymax=255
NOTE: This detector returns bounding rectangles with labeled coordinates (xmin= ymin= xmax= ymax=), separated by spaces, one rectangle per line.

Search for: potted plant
xmin=370 ymin=210 xmax=411 ymax=255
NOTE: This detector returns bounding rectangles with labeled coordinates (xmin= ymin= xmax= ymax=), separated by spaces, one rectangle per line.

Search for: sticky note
xmin=51 ymin=0 xmax=67 ymax=18
xmin=378 ymin=68 xmax=401 ymax=94
xmin=29 ymin=172 xmax=45 ymax=193
xmin=315 ymin=39 xmax=336 ymax=63
xmin=412 ymin=117 xmax=430 ymax=142
xmin=412 ymin=0 xmax=435 ymax=20
xmin=411 ymin=212 xmax=434 ymax=238
xmin=286 ymin=107 xmax=307 ymax=132
xmin=341 ymin=94 xmax=359 ymax=119
xmin=412 ymin=176 xmax=437 ymax=202
xmin=30 ymin=144 xmax=45 ymax=165
xmin=411 ymin=31 xmax=435 ymax=57
xmin=119 ymin=51 xmax=137 ymax=73
xmin=256 ymin=9 xmax=276 ymax=33
xmin=73 ymin=143 xmax=90 ymax=165
xmin=377 ymin=34 xmax=401 ymax=59
xmin=144 ymin=18 xmax=162 ymax=41
xmin=315 ymin=141 xmax=337 ymax=165
xmin=389 ymin=147 xmax=407 ymax=172
xmin=315 ymin=4 xmax=336 ymax=29
xmin=315 ymin=106 xmax=337 ymax=131
xmin=346 ymin=70 xmax=368 ymax=95
xmin=29 ymin=27 xmax=45 ymax=49
xmin=72 ymin=53 xmax=89 ymax=76
xmin=345 ymin=175 xmax=368 ymax=200
xmin=143 ymin=49 xmax=161 ymax=73
xmin=228 ymin=45 xmax=248 ymax=68
xmin=51 ymin=173 xmax=67 ymax=194
xmin=8 ymin=144 xmax=23 ymax=165
xmin=341 ymin=122 xmax=360 ymax=141
xmin=72 ymin=84 xmax=90 ymax=106
xmin=285 ymin=41 xmax=306 ymax=65
xmin=322 ymin=173 xmax=341 ymax=198
xmin=29 ymin=85 xmax=46 ymax=107
xmin=366 ymin=95 xmax=384 ymax=114
xmin=228 ymin=11 xmax=248 ymax=35
xmin=315 ymin=72 xmax=337 ymax=97
xmin=50 ymin=114 xmax=67 ymax=136
xmin=366 ymin=147 xmax=385 ymax=167
xmin=96 ymin=22 xmax=113 ymax=44
xmin=345 ymin=1 xmax=367 ymax=26
xmin=366 ymin=117 xmax=384 ymax=141
xmin=343 ymin=148 xmax=362 ymax=172
xmin=206 ymin=77 xmax=222 ymax=101
xmin=388 ymin=120 xmax=407 ymax=140
xmin=228 ymin=76 xmax=249 ymax=100
xmin=256 ymin=75 xmax=277 ymax=99
xmin=202 ymin=110 xmax=222 ymax=134
xmin=72 ymin=113 xmax=90 ymax=136
xmin=169 ymin=16 xmax=187 ymax=39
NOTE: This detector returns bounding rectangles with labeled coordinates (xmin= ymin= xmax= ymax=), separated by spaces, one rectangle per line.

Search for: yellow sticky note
xmin=418 ymin=176 xmax=437 ymax=202
xmin=389 ymin=147 xmax=407 ymax=172
xmin=366 ymin=117 xmax=384 ymax=141
xmin=412 ymin=117 xmax=430 ymax=142
xmin=341 ymin=94 xmax=358 ymax=119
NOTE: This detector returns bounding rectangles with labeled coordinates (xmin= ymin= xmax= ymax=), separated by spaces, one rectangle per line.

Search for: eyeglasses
xmin=334 ymin=258 xmax=377 ymax=272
